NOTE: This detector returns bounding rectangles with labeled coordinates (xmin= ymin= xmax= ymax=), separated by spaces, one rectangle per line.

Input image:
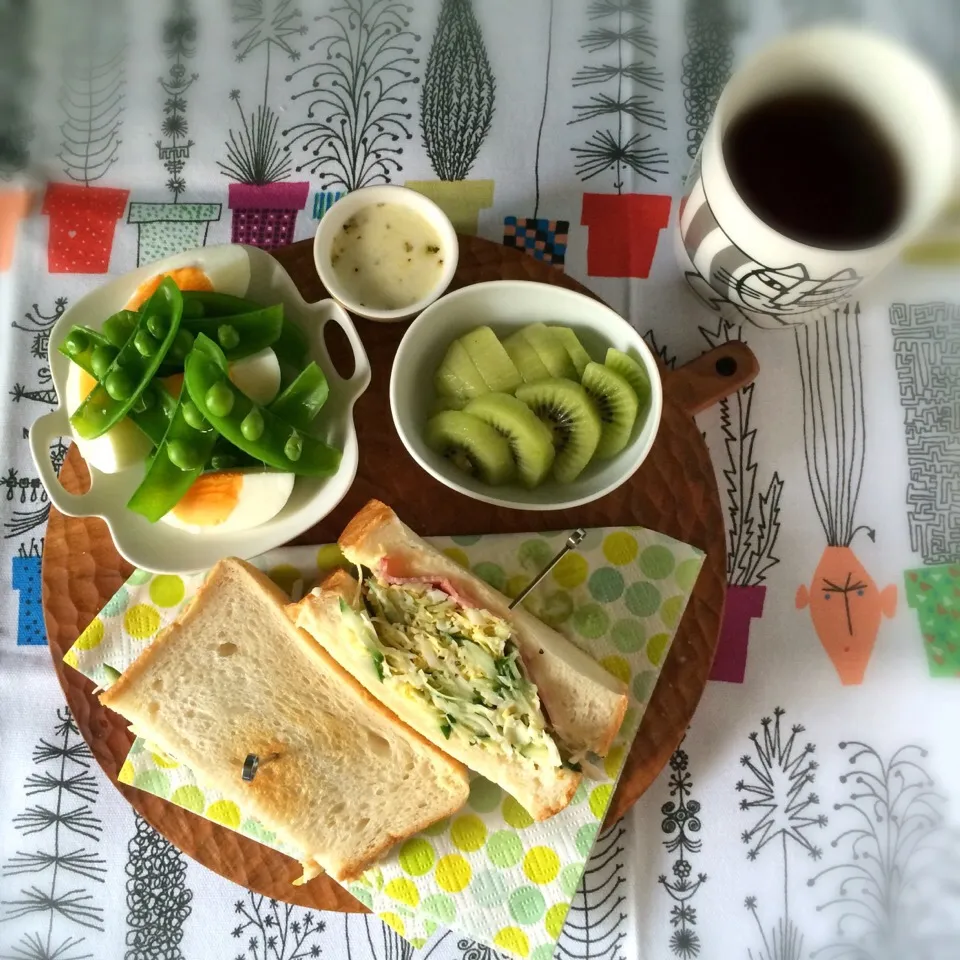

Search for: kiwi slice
xmin=518 ymin=323 xmax=577 ymax=379
xmin=424 ymin=410 xmax=515 ymax=485
xmin=464 ymin=392 xmax=556 ymax=489
xmin=582 ymin=361 xmax=639 ymax=459
xmin=605 ymin=348 xmax=651 ymax=413
xmin=515 ymin=378 xmax=601 ymax=483
xmin=551 ymin=326 xmax=592 ymax=377
xmin=503 ymin=330 xmax=551 ymax=384
xmin=431 ymin=395 xmax=467 ymax=414
xmin=435 ymin=340 xmax=489 ymax=401
xmin=458 ymin=326 xmax=521 ymax=394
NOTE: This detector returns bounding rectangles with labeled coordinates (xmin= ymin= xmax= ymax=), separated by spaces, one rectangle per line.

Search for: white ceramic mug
xmin=677 ymin=25 xmax=959 ymax=329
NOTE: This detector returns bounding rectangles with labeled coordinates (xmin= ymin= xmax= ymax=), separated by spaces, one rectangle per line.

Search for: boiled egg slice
xmin=160 ymin=468 xmax=296 ymax=533
xmin=125 ymin=266 xmax=215 ymax=310
xmin=227 ymin=348 xmax=282 ymax=405
xmin=65 ymin=364 xmax=152 ymax=474
xmin=158 ymin=348 xmax=281 ymax=406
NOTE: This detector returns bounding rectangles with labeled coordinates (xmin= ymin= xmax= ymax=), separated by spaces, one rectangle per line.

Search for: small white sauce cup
xmin=313 ymin=185 xmax=459 ymax=322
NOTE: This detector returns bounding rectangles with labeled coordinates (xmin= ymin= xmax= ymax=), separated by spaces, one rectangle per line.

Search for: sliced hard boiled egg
xmin=157 ymin=349 xmax=281 ymax=405
xmin=227 ymin=348 xmax=281 ymax=404
xmin=65 ymin=364 xmax=152 ymax=473
xmin=160 ymin=468 xmax=296 ymax=533
xmin=125 ymin=266 xmax=214 ymax=310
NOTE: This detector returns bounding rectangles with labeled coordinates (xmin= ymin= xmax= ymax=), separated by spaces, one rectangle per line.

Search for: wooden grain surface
xmin=42 ymin=235 xmax=757 ymax=911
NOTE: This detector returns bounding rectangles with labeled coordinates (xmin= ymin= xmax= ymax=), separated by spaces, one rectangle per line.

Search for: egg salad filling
xmin=337 ymin=578 xmax=564 ymax=770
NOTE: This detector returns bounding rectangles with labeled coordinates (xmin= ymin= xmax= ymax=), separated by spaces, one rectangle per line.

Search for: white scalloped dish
xmin=30 ymin=244 xmax=371 ymax=573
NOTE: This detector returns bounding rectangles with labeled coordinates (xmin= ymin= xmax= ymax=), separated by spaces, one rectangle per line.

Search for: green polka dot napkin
xmin=66 ymin=528 xmax=703 ymax=958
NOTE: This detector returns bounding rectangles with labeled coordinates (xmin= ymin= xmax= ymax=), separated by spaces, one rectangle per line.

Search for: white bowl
xmin=30 ymin=244 xmax=371 ymax=573
xmin=313 ymin=185 xmax=459 ymax=322
xmin=390 ymin=281 xmax=663 ymax=510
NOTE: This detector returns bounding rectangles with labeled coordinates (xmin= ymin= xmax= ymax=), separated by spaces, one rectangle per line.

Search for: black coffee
xmin=722 ymin=92 xmax=904 ymax=249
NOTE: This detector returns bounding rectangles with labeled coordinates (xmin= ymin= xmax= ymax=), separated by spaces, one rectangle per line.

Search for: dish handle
xmin=663 ymin=341 xmax=759 ymax=417
xmin=30 ymin=410 xmax=108 ymax=517
xmin=323 ymin=302 xmax=372 ymax=403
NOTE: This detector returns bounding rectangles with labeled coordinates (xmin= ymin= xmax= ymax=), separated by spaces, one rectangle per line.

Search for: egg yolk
xmin=171 ymin=471 xmax=243 ymax=526
xmin=159 ymin=372 xmax=184 ymax=397
xmin=78 ymin=369 xmax=98 ymax=402
xmin=125 ymin=267 xmax=213 ymax=310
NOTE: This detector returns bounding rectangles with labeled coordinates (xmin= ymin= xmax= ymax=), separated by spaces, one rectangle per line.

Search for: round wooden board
xmin=43 ymin=235 xmax=757 ymax=912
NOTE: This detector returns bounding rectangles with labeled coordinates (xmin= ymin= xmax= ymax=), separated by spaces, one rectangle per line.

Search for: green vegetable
xmin=181 ymin=290 xmax=262 ymax=318
xmin=62 ymin=329 xmax=90 ymax=357
xmin=272 ymin=316 xmax=309 ymax=370
xmin=146 ymin=312 xmax=170 ymax=339
xmin=102 ymin=664 xmax=122 ymax=684
xmin=102 ymin=310 xmax=138 ymax=347
xmin=372 ymin=650 xmax=385 ymax=682
xmin=268 ymin=362 xmax=329 ymax=431
xmin=183 ymin=335 xmax=341 ymax=476
xmin=127 ymin=387 xmax=220 ymax=522
xmin=181 ymin=399 xmax=206 ymax=431
xmin=90 ymin=344 xmax=116 ymax=378
xmin=70 ymin=278 xmax=183 ymax=440
xmin=217 ymin=324 xmax=240 ymax=350
xmin=205 ymin=381 xmax=234 ymax=418
xmin=240 ymin=407 xmax=264 ymax=441
xmin=178 ymin=305 xmax=283 ymax=362
xmin=283 ymin=431 xmax=302 ymax=462
xmin=134 ymin=329 xmax=159 ymax=357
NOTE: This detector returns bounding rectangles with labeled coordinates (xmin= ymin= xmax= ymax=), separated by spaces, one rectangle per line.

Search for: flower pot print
xmin=796 ymin=546 xmax=897 ymax=685
xmin=12 ymin=552 xmax=44 ymax=646
xmin=405 ymin=179 xmax=495 ymax=235
xmin=581 ymin=192 xmax=672 ymax=279
xmin=127 ymin=202 xmax=222 ymax=266
xmin=503 ymin=217 xmax=569 ymax=267
xmin=42 ymin=182 xmax=129 ymax=274
xmin=228 ymin=182 xmax=310 ymax=249
xmin=313 ymin=190 xmax=344 ymax=220
xmin=0 ymin=186 xmax=30 ymax=272
xmin=905 ymin=564 xmax=960 ymax=677
xmin=711 ymin=584 xmax=766 ymax=684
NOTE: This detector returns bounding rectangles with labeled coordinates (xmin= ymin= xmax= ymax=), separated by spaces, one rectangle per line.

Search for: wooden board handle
xmin=663 ymin=341 xmax=759 ymax=417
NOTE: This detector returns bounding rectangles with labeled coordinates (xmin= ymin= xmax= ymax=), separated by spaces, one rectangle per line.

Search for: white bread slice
xmin=338 ymin=500 xmax=628 ymax=757
xmin=292 ymin=570 xmax=580 ymax=821
xmin=100 ymin=557 xmax=468 ymax=883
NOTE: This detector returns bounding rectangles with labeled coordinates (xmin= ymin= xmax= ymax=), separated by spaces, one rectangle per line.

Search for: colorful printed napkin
xmin=66 ymin=529 xmax=703 ymax=958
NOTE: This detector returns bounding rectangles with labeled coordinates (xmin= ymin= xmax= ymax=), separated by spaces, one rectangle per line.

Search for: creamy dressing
xmin=330 ymin=203 xmax=445 ymax=310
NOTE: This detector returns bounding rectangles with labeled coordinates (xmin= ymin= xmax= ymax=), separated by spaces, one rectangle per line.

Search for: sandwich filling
xmin=337 ymin=577 xmax=563 ymax=770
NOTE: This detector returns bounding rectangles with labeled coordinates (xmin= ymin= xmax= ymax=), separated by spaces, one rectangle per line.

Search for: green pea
xmin=217 ymin=324 xmax=240 ymax=350
xmin=205 ymin=381 xmax=235 ymax=418
xmin=104 ymin=369 xmax=134 ymax=401
xmin=147 ymin=313 xmax=170 ymax=339
xmin=90 ymin=345 xmax=115 ymax=379
xmin=182 ymin=400 xmax=206 ymax=431
xmin=284 ymin=431 xmax=303 ymax=462
xmin=167 ymin=438 xmax=204 ymax=471
xmin=210 ymin=454 xmax=237 ymax=470
xmin=63 ymin=330 xmax=89 ymax=356
xmin=240 ymin=407 xmax=264 ymax=442
xmin=134 ymin=329 xmax=159 ymax=357
xmin=103 ymin=313 xmax=135 ymax=347
xmin=183 ymin=298 xmax=205 ymax=320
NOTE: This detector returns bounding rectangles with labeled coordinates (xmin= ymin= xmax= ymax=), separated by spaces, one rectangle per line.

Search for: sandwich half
xmin=293 ymin=568 xmax=580 ymax=820
xmin=100 ymin=557 xmax=469 ymax=883
xmin=337 ymin=500 xmax=628 ymax=757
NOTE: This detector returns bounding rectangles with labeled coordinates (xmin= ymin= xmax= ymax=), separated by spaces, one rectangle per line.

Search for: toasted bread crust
xmin=101 ymin=557 xmax=469 ymax=882
xmin=338 ymin=498 xmax=395 ymax=557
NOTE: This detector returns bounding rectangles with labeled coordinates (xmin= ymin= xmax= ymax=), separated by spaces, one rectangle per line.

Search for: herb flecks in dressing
xmin=330 ymin=203 xmax=444 ymax=311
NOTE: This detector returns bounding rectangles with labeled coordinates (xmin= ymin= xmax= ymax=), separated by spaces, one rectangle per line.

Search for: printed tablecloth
xmin=1 ymin=2 xmax=958 ymax=959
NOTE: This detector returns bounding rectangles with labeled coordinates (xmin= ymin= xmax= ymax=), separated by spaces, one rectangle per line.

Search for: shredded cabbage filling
xmin=338 ymin=578 xmax=562 ymax=769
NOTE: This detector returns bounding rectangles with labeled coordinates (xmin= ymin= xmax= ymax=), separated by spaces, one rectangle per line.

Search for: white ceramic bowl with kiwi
xmin=390 ymin=280 xmax=663 ymax=510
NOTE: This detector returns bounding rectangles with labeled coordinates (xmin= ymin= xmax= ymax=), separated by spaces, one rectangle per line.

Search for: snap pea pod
xmin=184 ymin=335 xmax=341 ymax=476
xmin=127 ymin=393 xmax=219 ymax=522
xmin=268 ymin=362 xmax=329 ymax=431
xmin=70 ymin=278 xmax=183 ymax=440
xmin=102 ymin=310 xmax=138 ymax=347
xmin=179 ymin=304 xmax=283 ymax=361
xmin=59 ymin=325 xmax=176 ymax=446
xmin=206 ymin=436 xmax=259 ymax=471
xmin=181 ymin=290 xmax=261 ymax=319
xmin=272 ymin=316 xmax=309 ymax=371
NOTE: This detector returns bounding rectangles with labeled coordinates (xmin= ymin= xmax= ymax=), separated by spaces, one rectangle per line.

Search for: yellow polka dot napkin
xmin=66 ymin=529 xmax=703 ymax=958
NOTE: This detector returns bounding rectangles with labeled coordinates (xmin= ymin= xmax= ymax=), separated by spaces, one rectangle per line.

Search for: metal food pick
xmin=509 ymin=528 xmax=587 ymax=610
xmin=241 ymin=752 xmax=280 ymax=782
